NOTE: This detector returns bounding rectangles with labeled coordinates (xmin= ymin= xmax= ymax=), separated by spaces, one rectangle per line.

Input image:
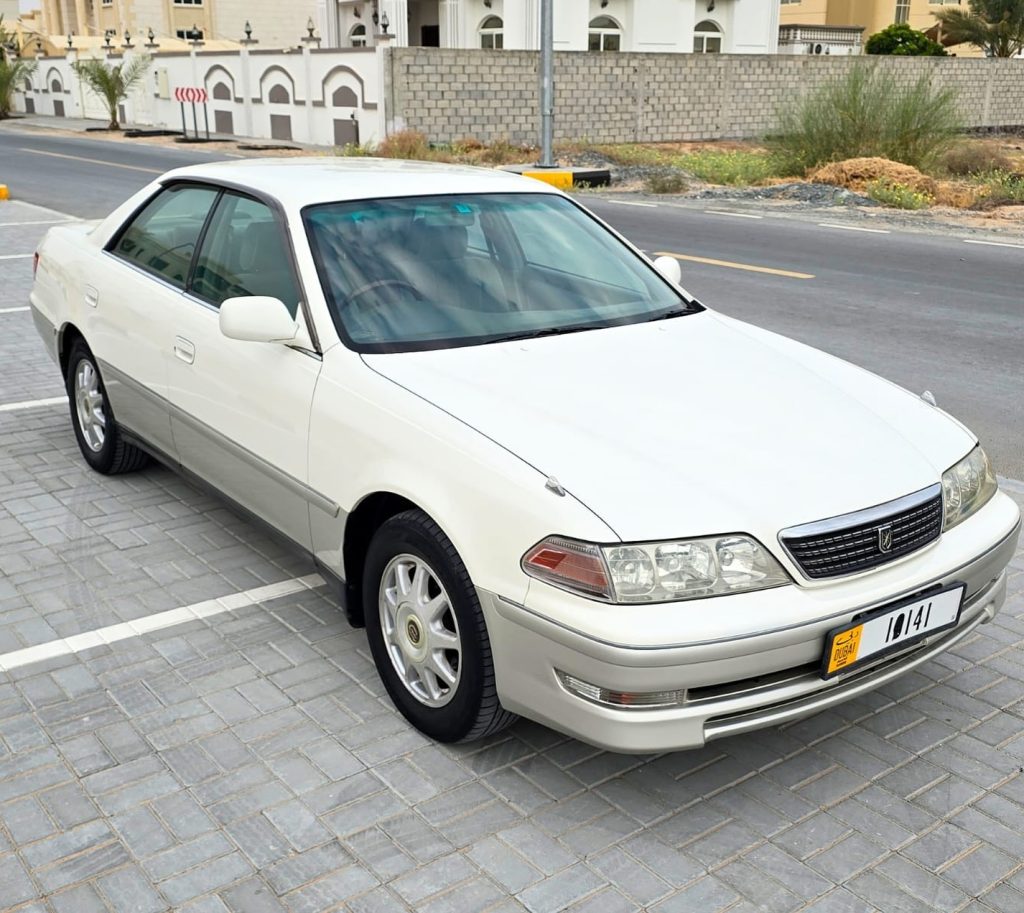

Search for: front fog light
xmin=557 ymin=671 xmax=685 ymax=710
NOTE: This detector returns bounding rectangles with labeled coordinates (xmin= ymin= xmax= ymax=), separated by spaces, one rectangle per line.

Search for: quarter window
xmin=191 ymin=193 xmax=301 ymax=314
xmin=111 ymin=185 xmax=218 ymax=289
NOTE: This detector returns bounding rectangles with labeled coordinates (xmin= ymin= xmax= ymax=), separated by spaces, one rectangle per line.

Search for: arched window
xmin=350 ymin=23 xmax=367 ymax=47
xmin=693 ymin=20 xmax=722 ymax=53
xmin=588 ymin=16 xmax=621 ymax=51
xmin=268 ymin=84 xmax=290 ymax=104
xmin=479 ymin=15 xmax=503 ymax=49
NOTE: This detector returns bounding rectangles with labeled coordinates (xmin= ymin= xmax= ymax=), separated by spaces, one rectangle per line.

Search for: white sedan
xmin=30 ymin=159 xmax=1021 ymax=752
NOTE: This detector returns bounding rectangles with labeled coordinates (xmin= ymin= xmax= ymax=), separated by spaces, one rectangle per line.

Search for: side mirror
xmin=219 ymin=296 xmax=297 ymax=344
xmin=653 ymin=255 xmax=682 ymax=286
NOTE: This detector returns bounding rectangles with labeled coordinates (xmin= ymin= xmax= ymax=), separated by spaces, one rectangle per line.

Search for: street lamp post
xmin=537 ymin=0 xmax=553 ymax=167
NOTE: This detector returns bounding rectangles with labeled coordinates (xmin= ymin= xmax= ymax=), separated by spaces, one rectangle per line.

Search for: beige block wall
xmin=385 ymin=48 xmax=1024 ymax=144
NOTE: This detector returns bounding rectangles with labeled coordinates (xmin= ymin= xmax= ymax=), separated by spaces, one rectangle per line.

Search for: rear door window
xmin=111 ymin=185 xmax=219 ymax=289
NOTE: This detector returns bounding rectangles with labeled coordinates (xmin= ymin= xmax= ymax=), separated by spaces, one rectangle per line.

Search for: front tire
xmin=66 ymin=341 xmax=149 ymax=475
xmin=363 ymin=509 xmax=517 ymax=743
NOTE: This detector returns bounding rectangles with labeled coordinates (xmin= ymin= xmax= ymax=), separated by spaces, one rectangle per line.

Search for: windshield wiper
xmin=644 ymin=307 xmax=695 ymax=323
xmin=489 ymin=324 xmax=601 ymax=344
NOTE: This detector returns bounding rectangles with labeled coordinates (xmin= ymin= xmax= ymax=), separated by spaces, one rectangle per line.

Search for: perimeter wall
xmin=385 ymin=49 xmax=1024 ymax=144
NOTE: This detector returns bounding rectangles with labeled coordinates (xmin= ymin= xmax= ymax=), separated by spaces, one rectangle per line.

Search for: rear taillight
xmin=33 ymin=252 xmax=40 ymax=277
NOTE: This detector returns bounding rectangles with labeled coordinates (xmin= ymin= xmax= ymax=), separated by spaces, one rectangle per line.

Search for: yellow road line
xmin=19 ymin=148 xmax=164 ymax=175
xmin=654 ymin=251 xmax=814 ymax=280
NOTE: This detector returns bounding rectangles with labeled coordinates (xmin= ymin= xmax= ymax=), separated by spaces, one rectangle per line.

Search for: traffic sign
xmin=174 ymin=86 xmax=208 ymax=104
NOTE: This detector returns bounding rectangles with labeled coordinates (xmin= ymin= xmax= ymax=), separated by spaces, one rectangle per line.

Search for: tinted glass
xmin=113 ymin=185 xmax=218 ymax=288
xmin=305 ymin=193 xmax=697 ymax=353
xmin=191 ymin=193 xmax=301 ymax=315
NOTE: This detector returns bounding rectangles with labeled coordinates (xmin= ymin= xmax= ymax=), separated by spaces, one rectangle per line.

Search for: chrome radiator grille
xmin=780 ymin=484 xmax=943 ymax=580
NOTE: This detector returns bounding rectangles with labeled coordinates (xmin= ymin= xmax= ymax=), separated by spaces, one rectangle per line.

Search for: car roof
xmin=160 ymin=157 xmax=558 ymax=208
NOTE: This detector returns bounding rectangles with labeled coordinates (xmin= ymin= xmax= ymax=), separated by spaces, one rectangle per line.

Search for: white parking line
xmin=818 ymin=223 xmax=891 ymax=234
xmin=604 ymin=200 xmax=659 ymax=208
xmin=0 ymin=253 xmax=33 ymax=260
xmin=0 ymin=396 xmax=68 ymax=412
xmin=0 ymin=306 xmax=30 ymax=314
xmin=963 ymin=239 xmax=1024 ymax=249
xmin=705 ymin=210 xmax=763 ymax=219
xmin=0 ymin=574 xmax=325 ymax=672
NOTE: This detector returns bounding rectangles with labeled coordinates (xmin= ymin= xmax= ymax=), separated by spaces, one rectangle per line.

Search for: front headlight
xmin=942 ymin=445 xmax=997 ymax=530
xmin=523 ymin=534 xmax=790 ymax=603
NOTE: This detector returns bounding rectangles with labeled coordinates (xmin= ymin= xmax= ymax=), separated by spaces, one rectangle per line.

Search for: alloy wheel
xmin=378 ymin=553 xmax=462 ymax=707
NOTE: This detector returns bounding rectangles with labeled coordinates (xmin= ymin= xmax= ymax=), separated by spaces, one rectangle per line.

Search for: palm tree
xmin=72 ymin=55 xmax=151 ymax=130
xmin=932 ymin=0 xmax=1024 ymax=57
xmin=0 ymin=15 xmax=37 ymax=120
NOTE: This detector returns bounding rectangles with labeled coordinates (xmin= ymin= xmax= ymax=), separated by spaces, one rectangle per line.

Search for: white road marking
xmin=0 ymin=574 xmax=325 ymax=672
xmin=0 ymin=220 xmax=75 ymax=227
xmin=0 ymin=253 xmax=33 ymax=260
xmin=0 ymin=396 xmax=67 ymax=412
xmin=963 ymin=239 xmax=1024 ymax=249
xmin=0 ymin=306 xmax=30 ymax=314
xmin=604 ymin=200 xmax=658 ymax=208
xmin=705 ymin=210 xmax=763 ymax=219
xmin=818 ymin=223 xmax=890 ymax=234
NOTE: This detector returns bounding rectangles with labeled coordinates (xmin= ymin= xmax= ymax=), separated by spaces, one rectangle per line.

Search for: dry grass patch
xmin=810 ymin=157 xmax=938 ymax=196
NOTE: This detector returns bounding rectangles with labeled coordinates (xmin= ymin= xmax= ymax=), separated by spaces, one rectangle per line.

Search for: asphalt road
xmin=2 ymin=125 xmax=1021 ymax=478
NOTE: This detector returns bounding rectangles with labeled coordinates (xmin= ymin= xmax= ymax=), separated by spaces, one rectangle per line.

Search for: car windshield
xmin=303 ymin=193 xmax=700 ymax=352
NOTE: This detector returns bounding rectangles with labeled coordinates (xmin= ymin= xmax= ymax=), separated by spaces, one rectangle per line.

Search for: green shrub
xmin=865 ymin=23 xmax=947 ymax=56
xmin=939 ymin=143 xmax=1014 ymax=176
xmin=676 ymin=149 xmax=790 ymax=185
xmin=866 ymin=179 xmax=932 ymax=209
xmin=643 ymin=171 xmax=689 ymax=194
xmin=771 ymin=65 xmax=961 ymax=174
xmin=971 ymin=170 xmax=1024 ymax=208
xmin=337 ymin=142 xmax=376 ymax=157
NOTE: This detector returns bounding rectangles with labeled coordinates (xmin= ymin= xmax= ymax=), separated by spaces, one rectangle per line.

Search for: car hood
xmin=363 ymin=311 xmax=975 ymax=544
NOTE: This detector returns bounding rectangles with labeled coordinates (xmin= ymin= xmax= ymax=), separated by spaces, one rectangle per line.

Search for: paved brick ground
xmin=2 ymin=199 xmax=1023 ymax=913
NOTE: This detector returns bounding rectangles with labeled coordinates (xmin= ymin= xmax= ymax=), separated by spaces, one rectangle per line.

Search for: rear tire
xmin=363 ymin=509 xmax=517 ymax=743
xmin=66 ymin=341 xmax=149 ymax=475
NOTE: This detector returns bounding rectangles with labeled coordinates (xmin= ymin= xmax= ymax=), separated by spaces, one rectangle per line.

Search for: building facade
xmin=779 ymin=0 xmax=967 ymax=46
xmin=38 ymin=0 xmax=780 ymax=54
xmin=332 ymin=0 xmax=779 ymax=54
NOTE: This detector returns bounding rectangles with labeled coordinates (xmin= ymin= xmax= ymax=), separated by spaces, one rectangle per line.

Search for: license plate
xmin=821 ymin=583 xmax=965 ymax=679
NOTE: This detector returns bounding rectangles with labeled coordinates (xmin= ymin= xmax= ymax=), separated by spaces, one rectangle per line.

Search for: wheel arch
xmin=342 ymin=490 xmax=427 ymax=627
xmin=57 ymin=322 xmax=86 ymax=377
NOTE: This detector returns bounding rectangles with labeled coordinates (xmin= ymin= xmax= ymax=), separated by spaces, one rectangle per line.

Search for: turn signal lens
xmin=522 ymin=537 xmax=612 ymax=600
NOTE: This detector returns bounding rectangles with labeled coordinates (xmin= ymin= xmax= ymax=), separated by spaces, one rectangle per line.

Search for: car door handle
xmin=84 ymin=285 xmax=99 ymax=308
xmin=173 ymin=337 xmax=196 ymax=365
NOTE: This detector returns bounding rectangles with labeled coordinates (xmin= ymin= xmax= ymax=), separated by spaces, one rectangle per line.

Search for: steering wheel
xmin=345 ymin=279 xmax=424 ymax=306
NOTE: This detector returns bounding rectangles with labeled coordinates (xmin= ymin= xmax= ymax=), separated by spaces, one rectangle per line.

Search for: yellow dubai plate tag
xmin=827 ymin=625 xmax=863 ymax=674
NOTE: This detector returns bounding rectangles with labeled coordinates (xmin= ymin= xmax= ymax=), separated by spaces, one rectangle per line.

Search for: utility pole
xmin=537 ymin=0 xmax=553 ymax=167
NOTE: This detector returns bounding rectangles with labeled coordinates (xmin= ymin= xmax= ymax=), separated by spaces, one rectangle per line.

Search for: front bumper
xmin=482 ymin=511 xmax=1020 ymax=754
